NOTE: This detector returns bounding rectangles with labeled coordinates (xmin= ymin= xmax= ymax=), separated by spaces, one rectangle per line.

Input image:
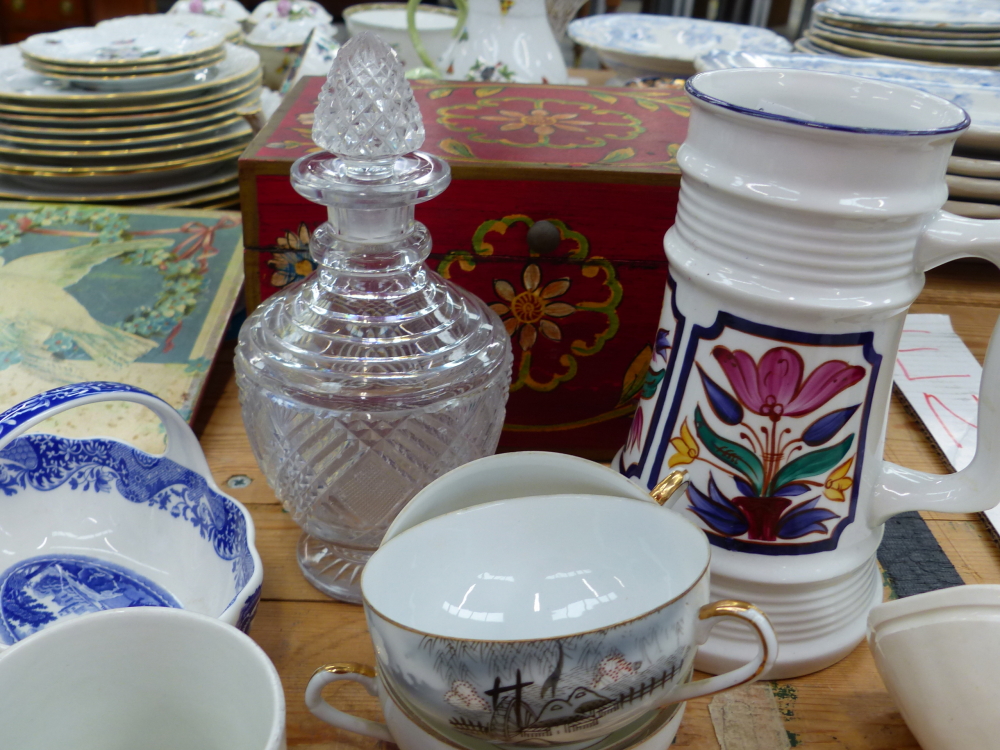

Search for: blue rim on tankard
xmin=617 ymin=67 xmax=1000 ymax=679
xmin=0 ymin=382 xmax=262 ymax=645
xmin=304 ymin=493 xmax=778 ymax=749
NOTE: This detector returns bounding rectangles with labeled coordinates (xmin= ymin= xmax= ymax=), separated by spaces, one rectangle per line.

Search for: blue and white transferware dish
xmin=0 ymin=381 xmax=262 ymax=647
xmin=694 ymin=51 xmax=1000 ymax=152
xmin=814 ymin=0 xmax=1000 ymax=31
xmin=566 ymin=15 xmax=791 ymax=80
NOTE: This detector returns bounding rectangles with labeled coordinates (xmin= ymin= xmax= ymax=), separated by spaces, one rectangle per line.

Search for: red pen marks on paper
xmin=924 ymin=393 xmax=978 ymax=449
xmin=896 ymin=359 xmax=972 ymax=381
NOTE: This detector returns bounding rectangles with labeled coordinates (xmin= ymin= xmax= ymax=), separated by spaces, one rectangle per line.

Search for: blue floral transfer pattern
xmin=0 ymin=554 xmax=182 ymax=644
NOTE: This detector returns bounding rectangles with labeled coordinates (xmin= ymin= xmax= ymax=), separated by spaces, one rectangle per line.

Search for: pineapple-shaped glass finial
xmin=312 ymin=32 xmax=423 ymax=158
xmin=234 ymin=32 xmax=513 ymax=604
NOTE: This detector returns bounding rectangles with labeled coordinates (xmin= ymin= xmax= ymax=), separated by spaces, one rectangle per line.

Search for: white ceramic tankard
xmin=618 ymin=68 xmax=1000 ymax=679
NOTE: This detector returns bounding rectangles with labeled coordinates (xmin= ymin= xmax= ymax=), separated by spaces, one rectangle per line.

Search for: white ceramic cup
xmin=344 ymin=2 xmax=458 ymax=71
xmin=313 ymin=494 xmax=777 ymax=747
xmin=868 ymin=585 xmax=1000 ymax=750
xmin=0 ymin=607 xmax=286 ymax=750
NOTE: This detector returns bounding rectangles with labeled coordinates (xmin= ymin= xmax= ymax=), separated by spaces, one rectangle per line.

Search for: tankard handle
xmin=659 ymin=600 xmax=778 ymax=704
xmin=306 ymin=663 xmax=393 ymax=742
xmin=871 ymin=211 xmax=1000 ymax=525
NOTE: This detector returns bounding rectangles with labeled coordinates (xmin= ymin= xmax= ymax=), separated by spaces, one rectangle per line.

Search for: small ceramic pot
xmin=0 ymin=607 xmax=285 ymax=750
xmin=308 ymin=663 xmax=687 ymax=750
xmin=323 ymin=493 xmax=777 ymax=746
xmin=0 ymin=382 xmax=262 ymax=646
xmin=245 ymin=1 xmax=335 ymax=88
xmin=868 ymin=585 xmax=1000 ymax=750
xmin=345 ymin=3 xmax=457 ymax=72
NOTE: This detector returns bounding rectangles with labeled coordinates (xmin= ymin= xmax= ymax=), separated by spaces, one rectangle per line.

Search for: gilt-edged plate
xmin=694 ymin=51 xmax=1000 ymax=152
xmin=808 ymin=26 xmax=1000 ymax=64
xmin=813 ymin=0 xmax=1000 ymax=32
xmin=0 ymin=119 xmax=251 ymax=159
xmin=949 ymin=153 xmax=1000 ymax=179
xmin=946 ymin=173 xmax=1000 ymax=201
xmin=0 ymin=44 xmax=259 ymax=106
xmin=944 ymin=200 xmax=1000 ymax=219
xmin=100 ymin=13 xmax=243 ymax=45
xmin=0 ymin=86 xmax=259 ymax=129
xmin=0 ymin=161 xmax=238 ymax=203
xmin=20 ymin=19 xmax=225 ymax=67
xmin=0 ymin=140 xmax=244 ymax=176
xmin=0 ymin=113 xmax=247 ymax=148
xmin=567 ymin=15 xmax=791 ymax=79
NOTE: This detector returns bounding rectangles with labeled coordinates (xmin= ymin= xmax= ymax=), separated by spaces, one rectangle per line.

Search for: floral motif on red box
xmin=438 ymin=215 xmax=622 ymax=392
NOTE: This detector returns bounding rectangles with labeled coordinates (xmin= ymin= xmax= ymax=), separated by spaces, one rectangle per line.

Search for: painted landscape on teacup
xmin=624 ymin=309 xmax=881 ymax=555
xmin=369 ymin=596 xmax=695 ymax=745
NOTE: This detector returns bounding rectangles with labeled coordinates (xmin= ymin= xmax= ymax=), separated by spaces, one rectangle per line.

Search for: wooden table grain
xmin=200 ymin=260 xmax=1000 ymax=749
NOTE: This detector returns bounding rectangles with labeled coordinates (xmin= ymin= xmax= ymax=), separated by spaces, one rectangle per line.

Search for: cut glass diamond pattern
xmin=312 ymin=31 xmax=424 ymax=158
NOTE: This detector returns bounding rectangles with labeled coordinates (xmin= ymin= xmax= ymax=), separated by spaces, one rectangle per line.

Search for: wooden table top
xmin=200 ymin=259 xmax=1000 ymax=750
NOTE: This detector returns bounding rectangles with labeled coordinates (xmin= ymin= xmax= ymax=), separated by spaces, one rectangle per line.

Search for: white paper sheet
xmin=891 ymin=313 xmax=1000 ymax=533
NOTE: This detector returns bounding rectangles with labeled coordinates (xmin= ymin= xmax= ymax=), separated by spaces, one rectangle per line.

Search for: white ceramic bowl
xmin=364 ymin=493 xmax=776 ymax=746
xmin=868 ymin=585 xmax=1000 ymax=750
xmin=344 ymin=3 xmax=457 ymax=71
xmin=0 ymin=382 xmax=262 ymax=647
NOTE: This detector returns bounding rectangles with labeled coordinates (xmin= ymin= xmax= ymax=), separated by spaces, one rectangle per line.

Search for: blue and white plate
xmin=567 ymin=15 xmax=791 ymax=79
xmin=0 ymin=382 xmax=263 ymax=647
xmin=814 ymin=0 xmax=1000 ymax=31
xmin=694 ymin=51 xmax=1000 ymax=151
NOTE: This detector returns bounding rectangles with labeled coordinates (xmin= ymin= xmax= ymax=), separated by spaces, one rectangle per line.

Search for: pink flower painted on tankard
xmin=712 ymin=347 xmax=865 ymax=422
xmin=674 ymin=345 xmax=867 ymax=542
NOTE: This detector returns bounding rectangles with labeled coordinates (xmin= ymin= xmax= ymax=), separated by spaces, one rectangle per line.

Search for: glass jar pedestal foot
xmin=297 ymin=534 xmax=371 ymax=604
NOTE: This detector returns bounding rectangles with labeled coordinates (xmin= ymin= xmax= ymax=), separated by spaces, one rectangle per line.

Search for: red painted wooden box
xmin=239 ymin=76 xmax=689 ymax=460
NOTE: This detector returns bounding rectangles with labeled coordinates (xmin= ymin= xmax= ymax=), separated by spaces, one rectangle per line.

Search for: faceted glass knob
xmin=312 ymin=31 xmax=425 ymax=158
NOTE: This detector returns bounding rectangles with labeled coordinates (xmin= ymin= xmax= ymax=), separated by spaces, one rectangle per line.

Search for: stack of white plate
xmin=694 ymin=50 xmax=1000 ymax=218
xmin=567 ymin=15 xmax=791 ymax=80
xmin=0 ymin=15 xmax=261 ymax=210
xmin=796 ymin=0 xmax=1000 ymax=66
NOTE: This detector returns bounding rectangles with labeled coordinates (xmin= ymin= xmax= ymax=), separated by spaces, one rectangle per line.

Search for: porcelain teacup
xmin=0 ymin=607 xmax=285 ymax=750
xmin=308 ymin=662 xmax=689 ymax=750
xmin=310 ymin=493 xmax=776 ymax=746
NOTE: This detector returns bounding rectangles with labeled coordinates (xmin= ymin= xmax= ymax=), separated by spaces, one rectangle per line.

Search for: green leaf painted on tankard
xmin=694 ymin=406 xmax=764 ymax=496
xmin=770 ymin=435 xmax=854 ymax=497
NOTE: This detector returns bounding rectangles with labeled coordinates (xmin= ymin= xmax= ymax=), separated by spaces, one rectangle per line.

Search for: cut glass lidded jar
xmin=235 ymin=33 xmax=512 ymax=603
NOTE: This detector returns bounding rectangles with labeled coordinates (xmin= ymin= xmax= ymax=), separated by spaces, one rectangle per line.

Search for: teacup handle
xmin=306 ymin=662 xmax=393 ymax=742
xmin=871 ymin=211 xmax=1000 ymax=524
xmin=0 ymin=381 xmax=211 ymax=477
xmin=662 ymin=600 xmax=778 ymax=703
